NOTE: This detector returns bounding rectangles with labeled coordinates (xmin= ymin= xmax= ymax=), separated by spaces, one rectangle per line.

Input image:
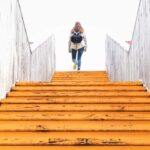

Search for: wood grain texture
xmin=12 ymin=86 xmax=146 ymax=91
xmin=2 ymin=97 xmax=150 ymax=104
xmin=51 ymin=78 xmax=109 ymax=82
xmin=0 ymin=121 xmax=150 ymax=132
xmin=0 ymin=146 xmax=150 ymax=150
xmin=0 ymin=132 xmax=150 ymax=145
xmin=1 ymin=104 xmax=150 ymax=112
xmin=0 ymin=112 xmax=150 ymax=121
xmin=7 ymin=91 xmax=150 ymax=97
xmin=15 ymin=81 xmax=143 ymax=86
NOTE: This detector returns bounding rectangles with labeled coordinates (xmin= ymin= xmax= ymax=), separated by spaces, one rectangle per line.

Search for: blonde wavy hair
xmin=71 ymin=21 xmax=84 ymax=33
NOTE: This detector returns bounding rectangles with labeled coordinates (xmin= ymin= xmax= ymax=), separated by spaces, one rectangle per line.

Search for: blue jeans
xmin=72 ymin=47 xmax=84 ymax=70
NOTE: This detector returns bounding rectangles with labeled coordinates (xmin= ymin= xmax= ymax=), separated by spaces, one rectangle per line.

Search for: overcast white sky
xmin=19 ymin=0 xmax=139 ymax=71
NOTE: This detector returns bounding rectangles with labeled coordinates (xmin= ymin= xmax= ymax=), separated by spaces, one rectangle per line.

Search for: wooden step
xmin=1 ymin=104 xmax=150 ymax=112
xmin=51 ymin=79 xmax=110 ymax=82
xmin=54 ymin=71 xmax=107 ymax=74
xmin=52 ymin=77 xmax=109 ymax=79
xmin=15 ymin=81 xmax=143 ymax=86
xmin=7 ymin=91 xmax=150 ymax=97
xmin=52 ymin=76 xmax=109 ymax=79
xmin=0 ymin=146 xmax=150 ymax=150
xmin=51 ymin=77 xmax=109 ymax=80
xmin=0 ymin=121 xmax=150 ymax=132
xmin=52 ymin=76 xmax=109 ymax=78
xmin=2 ymin=97 xmax=150 ymax=104
xmin=0 ymin=112 xmax=150 ymax=121
xmin=53 ymin=75 xmax=108 ymax=77
xmin=51 ymin=80 xmax=110 ymax=83
xmin=0 ymin=132 xmax=150 ymax=145
xmin=11 ymin=86 xmax=146 ymax=91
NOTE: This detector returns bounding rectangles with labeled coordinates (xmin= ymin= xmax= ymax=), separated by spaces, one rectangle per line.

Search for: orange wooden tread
xmin=53 ymin=75 xmax=108 ymax=77
xmin=0 ymin=146 xmax=149 ymax=150
xmin=0 ymin=121 xmax=150 ymax=131
xmin=0 ymin=112 xmax=150 ymax=121
xmin=7 ymin=91 xmax=150 ymax=97
xmin=2 ymin=97 xmax=150 ymax=104
xmin=51 ymin=79 xmax=110 ymax=82
xmin=52 ymin=76 xmax=109 ymax=78
xmin=12 ymin=86 xmax=146 ymax=91
xmin=1 ymin=103 xmax=150 ymax=112
xmin=0 ymin=132 xmax=150 ymax=145
xmin=15 ymin=81 xmax=143 ymax=86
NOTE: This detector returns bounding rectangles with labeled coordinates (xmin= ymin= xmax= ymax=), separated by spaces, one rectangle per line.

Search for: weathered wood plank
xmin=0 ymin=132 xmax=150 ymax=145
xmin=51 ymin=78 xmax=109 ymax=83
xmin=0 ymin=121 xmax=150 ymax=132
xmin=15 ymin=81 xmax=143 ymax=86
xmin=52 ymin=76 xmax=109 ymax=78
xmin=50 ymin=80 xmax=109 ymax=83
xmin=53 ymin=75 xmax=108 ymax=77
xmin=0 ymin=112 xmax=150 ymax=121
xmin=7 ymin=91 xmax=150 ymax=97
xmin=0 ymin=146 xmax=150 ymax=150
xmin=52 ymin=77 xmax=109 ymax=81
xmin=11 ymin=86 xmax=146 ymax=91
xmin=2 ymin=97 xmax=150 ymax=104
xmin=1 ymin=104 xmax=150 ymax=112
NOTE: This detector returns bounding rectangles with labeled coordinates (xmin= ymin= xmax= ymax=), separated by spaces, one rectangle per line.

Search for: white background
xmin=19 ymin=0 xmax=139 ymax=71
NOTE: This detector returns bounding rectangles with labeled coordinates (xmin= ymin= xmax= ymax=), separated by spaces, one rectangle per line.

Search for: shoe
xmin=73 ymin=62 xmax=78 ymax=70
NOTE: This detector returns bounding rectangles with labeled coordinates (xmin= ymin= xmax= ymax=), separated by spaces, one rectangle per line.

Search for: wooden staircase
xmin=1 ymin=71 xmax=150 ymax=149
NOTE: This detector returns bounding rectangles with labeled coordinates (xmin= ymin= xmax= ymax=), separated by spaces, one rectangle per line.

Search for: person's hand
xmin=84 ymin=46 xmax=86 ymax=52
xmin=69 ymin=49 xmax=71 ymax=53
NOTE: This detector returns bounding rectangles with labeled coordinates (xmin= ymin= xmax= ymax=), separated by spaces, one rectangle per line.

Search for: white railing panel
xmin=31 ymin=35 xmax=55 ymax=81
xmin=0 ymin=0 xmax=55 ymax=99
xmin=106 ymin=0 xmax=150 ymax=90
xmin=0 ymin=0 xmax=16 ymax=98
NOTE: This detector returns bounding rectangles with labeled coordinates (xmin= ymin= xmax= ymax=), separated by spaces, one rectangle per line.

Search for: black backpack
xmin=71 ymin=32 xmax=83 ymax=43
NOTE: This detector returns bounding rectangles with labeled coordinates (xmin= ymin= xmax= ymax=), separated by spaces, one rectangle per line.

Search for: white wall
xmin=106 ymin=0 xmax=150 ymax=90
